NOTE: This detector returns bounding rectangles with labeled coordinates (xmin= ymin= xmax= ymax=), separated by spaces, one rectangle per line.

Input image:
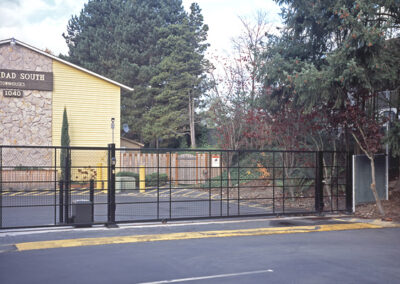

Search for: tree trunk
xmin=188 ymin=96 xmax=196 ymax=148
xmin=369 ymin=156 xmax=385 ymax=217
xmin=323 ymin=159 xmax=332 ymax=204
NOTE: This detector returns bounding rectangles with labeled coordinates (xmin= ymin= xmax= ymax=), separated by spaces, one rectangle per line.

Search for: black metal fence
xmin=0 ymin=145 xmax=353 ymax=229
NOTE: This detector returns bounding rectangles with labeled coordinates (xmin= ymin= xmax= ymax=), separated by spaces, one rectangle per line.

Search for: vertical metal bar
xmin=315 ymin=151 xmax=324 ymax=214
xmin=157 ymin=149 xmax=160 ymax=220
xmin=314 ymin=151 xmax=317 ymax=214
xmin=227 ymin=152 xmax=230 ymax=216
xmin=54 ymin=148 xmax=57 ymax=225
xmin=345 ymin=152 xmax=353 ymax=213
xmin=282 ymin=152 xmax=285 ymax=214
xmin=330 ymin=152 xmax=334 ymax=212
xmin=319 ymin=151 xmax=324 ymax=213
xmin=196 ymin=153 xmax=198 ymax=185
xmin=107 ymin=147 xmax=111 ymax=222
xmin=0 ymin=146 xmax=3 ymax=228
xmin=272 ymin=152 xmax=275 ymax=214
xmin=59 ymin=180 xmax=64 ymax=223
xmin=69 ymin=149 xmax=72 ymax=222
xmin=220 ymin=151 xmax=223 ymax=217
xmin=90 ymin=179 xmax=94 ymax=223
xmin=64 ymin=148 xmax=70 ymax=223
xmin=209 ymin=151 xmax=212 ymax=217
xmin=336 ymin=153 xmax=339 ymax=211
xmin=169 ymin=151 xmax=172 ymax=219
xmin=107 ymin=143 xmax=116 ymax=226
xmin=175 ymin=153 xmax=179 ymax=186
xmin=237 ymin=151 xmax=240 ymax=216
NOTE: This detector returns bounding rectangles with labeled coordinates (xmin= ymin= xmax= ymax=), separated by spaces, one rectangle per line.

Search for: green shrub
xmin=14 ymin=166 xmax=45 ymax=170
xmin=201 ymin=166 xmax=266 ymax=188
xmin=116 ymin=171 xmax=169 ymax=187
xmin=116 ymin=171 xmax=139 ymax=178
xmin=145 ymin=173 xmax=169 ymax=187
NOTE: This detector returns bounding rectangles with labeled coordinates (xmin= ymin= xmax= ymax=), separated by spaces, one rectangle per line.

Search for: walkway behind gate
xmin=0 ymin=145 xmax=353 ymax=228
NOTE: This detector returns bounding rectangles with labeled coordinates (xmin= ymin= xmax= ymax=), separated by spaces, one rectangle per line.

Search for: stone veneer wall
xmin=0 ymin=44 xmax=53 ymax=167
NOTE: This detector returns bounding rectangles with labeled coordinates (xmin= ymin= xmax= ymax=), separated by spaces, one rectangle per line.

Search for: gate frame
xmin=0 ymin=145 xmax=354 ymax=229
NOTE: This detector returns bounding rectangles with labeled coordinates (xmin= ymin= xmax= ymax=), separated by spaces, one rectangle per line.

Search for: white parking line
xmin=136 ymin=269 xmax=274 ymax=284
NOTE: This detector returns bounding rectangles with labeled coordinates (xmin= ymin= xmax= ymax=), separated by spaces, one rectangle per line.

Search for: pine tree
xmin=142 ymin=3 xmax=209 ymax=147
xmin=260 ymin=0 xmax=400 ymax=216
xmin=262 ymin=0 xmax=400 ymax=112
xmin=62 ymin=0 xmax=208 ymax=146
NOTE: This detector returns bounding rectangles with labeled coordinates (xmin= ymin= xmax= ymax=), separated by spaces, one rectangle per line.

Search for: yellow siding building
xmin=0 ymin=38 xmax=132 ymax=179
xmin=52 ymin=60 xmax=121 ymax=148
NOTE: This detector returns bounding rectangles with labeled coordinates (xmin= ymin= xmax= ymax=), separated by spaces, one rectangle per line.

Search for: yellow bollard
xmin=139 ymin=165 xmax=145 ymax=193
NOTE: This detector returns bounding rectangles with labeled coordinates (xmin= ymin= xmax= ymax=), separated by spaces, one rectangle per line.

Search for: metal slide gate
xmin=0 ymin=145 xmax=353 ymax=229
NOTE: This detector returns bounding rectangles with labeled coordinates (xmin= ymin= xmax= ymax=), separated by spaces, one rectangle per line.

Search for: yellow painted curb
xmin=16 ymin=223 xmax=384 ymax=252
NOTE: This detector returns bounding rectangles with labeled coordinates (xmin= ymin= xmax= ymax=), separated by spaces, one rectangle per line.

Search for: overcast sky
xmin=0 ymin=0 xmax=281 ymax=56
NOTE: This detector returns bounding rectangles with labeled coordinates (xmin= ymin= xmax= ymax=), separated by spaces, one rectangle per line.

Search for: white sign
xmin=211 ymin=155 xmax=220 ymax=167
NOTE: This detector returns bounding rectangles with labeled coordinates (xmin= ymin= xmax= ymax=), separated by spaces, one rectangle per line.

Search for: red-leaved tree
xmin=333 ymin=103 xmax=386 ymax=216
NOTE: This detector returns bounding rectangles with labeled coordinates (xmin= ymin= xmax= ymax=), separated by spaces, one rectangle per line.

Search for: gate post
xmin=345 ymin=152 xmax=353 ymax=213
xmin=315 ymin=151 xmax=324 ymax=214
xmin=64 ymin=148 xmax=71 ymax=223
xmin=107 ymin=143 xmax=117 ymax=228
xmin=59 ymin=180 xmax=64 ymax=223
xmin=90 ymin=179 xmax=94 ymax=223
xmin=0 ymin=146 xmax=2 ymax=229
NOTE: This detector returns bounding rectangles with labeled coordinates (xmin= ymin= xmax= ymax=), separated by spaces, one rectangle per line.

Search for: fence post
xmin=315 ymin=151 xmax=324 ymax=214
xmin=107 ymin=143 xmax=117 ymax=227
xmin=0 ymin=146 xmax=2 ymax=229
xmin=345 ymin=152 xmax=353 ymax=213
xmin=208 ymin=151 xmax=211 ymax=217
xmin=237 ymin=150 xmax=240 ymax=215
xmin=59 ymin=180 xmax=64 ymax=223
xmin=64 ymin=148 xmax=71 ymax=223
xmin=157 ymin=149 xmax=160 ymax=219
xmin=90 ymin=179 xmax=94 ymax=223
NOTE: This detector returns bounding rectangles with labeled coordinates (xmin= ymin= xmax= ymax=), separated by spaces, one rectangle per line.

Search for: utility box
xmin=72 ymin=200 xmax=93 ymax=226
xmin=116 ymin=176 xmax=136 ymax=192
xmin=353 ymin=154 xmax=388 ymax=211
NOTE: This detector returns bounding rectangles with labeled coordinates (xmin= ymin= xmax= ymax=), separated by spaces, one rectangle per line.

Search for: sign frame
xmin=0 ymin=69 xmax=53 ymax=91
xmin=3 ymin=89 xmax=23 ymax=98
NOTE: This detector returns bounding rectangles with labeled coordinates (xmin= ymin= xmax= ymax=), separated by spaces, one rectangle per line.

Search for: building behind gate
xmin=0 ymin=38 xmax=132 ymax=179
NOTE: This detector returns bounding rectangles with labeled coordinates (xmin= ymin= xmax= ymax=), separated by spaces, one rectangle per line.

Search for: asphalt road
xmin=1 ymin=187 xmax=321 ymax=228
xmin=0 ymin=218 xmax=399 ymax=284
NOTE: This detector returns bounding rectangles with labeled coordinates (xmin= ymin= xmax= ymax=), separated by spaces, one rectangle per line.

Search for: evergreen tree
xmin=262 ymin=0 xmax=400 ymax=112
xmin=62 ymin=0 xmax=208 ymax=146
xmin=143 ymin=3 xmax=209 ymax=147
xmin=60 ymin=107 xmax=70 ymax=180
xmin=259 ymin=0 xmax=400 ymax=215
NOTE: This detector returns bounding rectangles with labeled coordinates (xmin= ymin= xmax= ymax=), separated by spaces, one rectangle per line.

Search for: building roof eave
xmin=0 ymin=38 xmax=134 ymax=91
